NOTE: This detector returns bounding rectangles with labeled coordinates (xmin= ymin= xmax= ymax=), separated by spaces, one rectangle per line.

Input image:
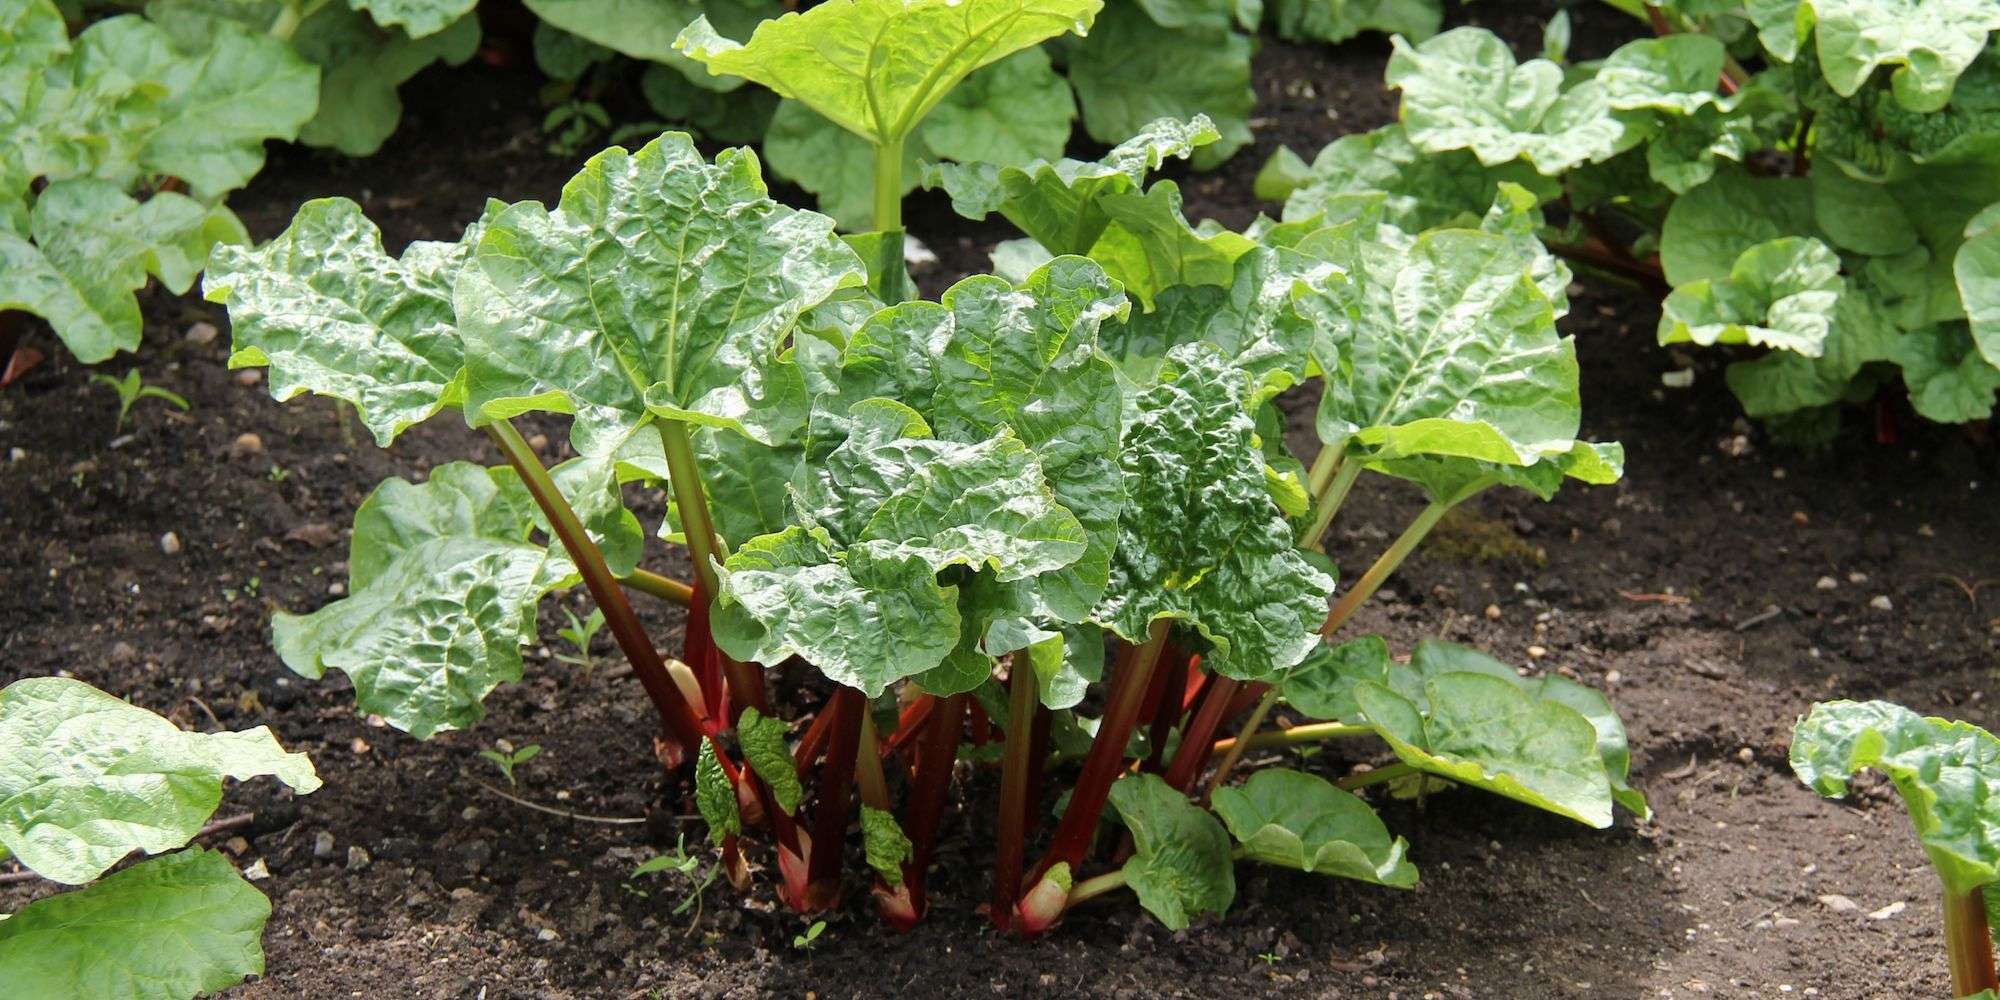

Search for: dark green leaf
xmin=1211 ymin=768 xmax=1417 ymax=886
xmin=1108 ymin=773 xmax=1235 ymax=930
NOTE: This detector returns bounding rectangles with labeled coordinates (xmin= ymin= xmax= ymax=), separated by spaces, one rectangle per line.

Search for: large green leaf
xmin=3 ymin=14 xmax=163 ymax=191
xmin=458 ymin=133 xmax=866 ymax=453
xmin=1725 ymin=277 xmax=1904 ymax=416
xmin=1269 ymin=0 xmax=1441 ymax=45
xmin=1064 ymin=3 xmax=1254 ymax=169
xmin=1387 ymin=27 xmax=1641 ymax=174
xmin=1278 ymin=634 xmax=1390 ymax=723
xmin=0 ymin=849 xmax=270 ymax=1000
xmin=1791 ymin=699 xmax=2000 ymax=894
xmin=133 ymin=19 xmax=317 ymax=199
xmin=1364 ymin=440 xmax=1627 ymax=507
xmin=927 ymin=115 xmax=1219 ymax=256
xmin=206 ymin=197 xmax=485 ymax=447
xmin=1211 ymin=768 xmax=1417 ymax=887
xmin=1891 ymin=321 xmax=2000 ymax=421
xmin=1089 ymin=180 xmax=1258 ymax=308
xmin=1800 ymin=0 xmax=2000 ymax=112
xmin=1960 ymin=203 xmax=2000 ymax=368
xmin=0 ymin=677 xmax=319 ymax=885
xmin=1595 ymin=33 xmax=1734 ymax=115
xmin=3 ymin=178 xmax=244 ymax=364
xmin=1107 ymin=773 xmax=1235 ymax=930
xmin=273 ymin=463 xmax=576 ymax=739
xmin=1094 ymin=343 xmax=1334 ymax=681
xmin=292 ymin=7 xmax=481 ymax=156
xmin=1310 ymin=226 xmax=1580 ymax=466
xmin=676 ymin=0 xmax=1099 ymax=146
xmin=528 ymin=0 xmax=776 ymax=85
xmin=1658 ymin=236 xmax=1844 ymax=355
xmin=737 ymin=707 xmax=803 ymax=814
xmin=348 ymin=0 xmax=474 ymax=37
xmin=1273 ymin=123 xmax=1562 ymax=233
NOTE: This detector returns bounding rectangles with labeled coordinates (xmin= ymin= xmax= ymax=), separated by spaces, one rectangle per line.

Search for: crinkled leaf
xmin=1093 ymin=343 xmax=1334 ymax=681
xmin=528 ymin=0 xmax=776 ymax=85
xmin=664 ymin=427 xmax=799 ymax=550
xmin=1107 ymin=773 xmax=1235 ymax=930
xmin=134 ymin=19 xmax=317 ymax=199
xmin=1353 ymin=670 xmax=1615 ymax=828
xmin=927 ymin=115 xmax=1219 ymax=256
xmin=348 ymin=0 xmax=475 ymax=37
xmin=272 ymin=463 xmax=576 ymax=739
xmin=1279 ymin=634 xmax=1391 ymax=723
xmin=1791 ymin=699 xmax=2000 ymax=893
xmin=1388 ymin=27 xmax=1640 ymax=174
xmin=1658 ymin=236 xmax=1844 ymax=355
xmin=1211 ymin=768 xmax=1417 ymax=886
xmin=5 ymin=178 xmax=245 ymax=363
xmin=987 ymin=618 xmax=1105 ymax=710
xmin=675 ymin=0 xmax=1099 ymax=146
xmin=1270 ymin=0 xmax=1441 ymax=44
xmin=861 ymin=805 xmax=914 ymax=888
xmin=1891 ymin=322 xmax=2000 ymax=421
xmin=0 ymin=677 xmax=320 ymax=885
xmin=1800 ymin=0 xmax=2000 ymax=112
xmin=1365 ymin=440 xmax=1627 ymax=506
xmin=1596 ymin=34 xmax=1733 ymax=114
xmin=292 ymin=7 xmax=481 ymax=157
xmin=1277 ymin=123 xmax=1562 ymax=232
xmin=919 ymin=47 xmax=1076 ymax=168
xmin=694 ymin=738 xmax=740 ymax=845
xmin=1090 ymin=181 xmax=1257 ymax=309
xmin=737 ymin=707 xmax=803 ymax=814
xmin=458 ymin=133 xmax=865 ymax=453
xmin=1064 ymin=4 xmax=1253 ymax=169
xmin=1664 ymin=168 xmax=1823 ymax=284
xmin=1726 ymin=281 xmax=1903 ymax=416
xmin=206 ymin=197 xmax=483 ymax=447
xmin=1312 ymin=226 xmax=1581 ymax=466
xmin=0 ymin=849 xmax=269 ymax=1000
xmin=1960 ymin=203 xmax=2000 ymax=368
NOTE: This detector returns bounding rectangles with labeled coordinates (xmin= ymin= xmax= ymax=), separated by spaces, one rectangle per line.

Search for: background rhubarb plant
xmin=0 ymin=676 xmax=320 ymax=999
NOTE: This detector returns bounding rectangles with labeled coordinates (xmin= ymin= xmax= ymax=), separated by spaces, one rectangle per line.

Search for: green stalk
xmin=1305 ymin=443 xmax=1340 ymax=498
xmin=991 ymin=663 xmax=1043 ymax=924
xmin=1208 ymin=721 xmax=1373 ymax=758
xmin=1298 ymin=458 xmax=1363 ymax=551
xmin=619 ymin=568 xmax=693 ymax=606
xmin=1201 ymin=688 xmax=1278 ymax=803
xmin=1321 ymin=497 xmax=1457 ymax=638
xmin=1336 ymin=762 xmax=1417 ymax=791
xmin=266 ymin=0 xmax=327 ymax=40
xmin=1066 ymin=845 xmax=1252 ymax=909
xmin=656 ymin=419 xmax=767 ymax=717
xmin=872 ymin=136 xmax=908 ymax=303
xmin=1944 ymin=884 xmax=1998 ymax=998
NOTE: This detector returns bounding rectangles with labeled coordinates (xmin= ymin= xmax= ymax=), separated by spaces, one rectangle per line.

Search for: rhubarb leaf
xmin=737 ymin=707 xmax=803 ymax=814
xmin=348 ymin=0 xmax=475 ymax=38
xmin=0 ymin=677 xmax=320 ymax=885
xmin=0 ymin=849 xmax=270 ymax=1000
xmin=1094 ymin=343 xmax=1335 ymax=681
xmin=927 ymin=115 xmax=1220 ymax=255
xmin=1311 ymin=226 xmax=1580 ymax=466
xmin=1278 ymin=634 xmax=1391 ymax=723
xmin=1388 ymin=27 xmax=1640 ymax=174
xmin=1891 ymin=322 xmax=2000 ymax=422
xmin=919 ymin=47 xmax=1077 ymax=169
xmin=1065 ymin=3 xmax=1253 ymax=168
xmin=675 ymin=0 xmax=1099 ymax=147
xmin=1658 ymin=237 xmax=1844 ymax=356
xmin=1800 ymin=0 xmax=2000 ymax=112
xmin=1107 ymin=773 xmax=1235 ymax=930
xmin=272 ymin=463 xmax=576 ymax=739
xmin=458 ymin=134 xmax=865 ymax=453
xmin=1211 ymin=769 xmax=1417 ymax=887
xmin=1353 ymin=671 xmax=1615 ymax=828
xmin=1725 ymin=280 xmax=1904 ymax=416
xmin=206 ymin=197 xmax=484 ymax=447
xmin=1959 ymin=203 xmax=2000 ymax=368
xmin=1660 ymin=168 xmax=1818 ymax=285
xmin=1091 ymin=181 xmax=1258 ymax=308
xmin=6 ymin=179 xmax=246 ymax=364
xmin=291 ymin=7 xmax=481 ymax=157
xmin=1270 ymin=0 xmax=1442 ymax=44
xmin=132 ymin=19 xmax=318 ymax=199
xmin=1595 ymin=34 xmax=1733 ymax=115
xmin=694 ymin=738 xmax=740 ymax=845
xmin=1275 ymin=123 xmax=1561 ymax=232
xmin=1792 ymin=699 xmax=2000 ymax=894
xmin=861 ymin=806 xmax=914 ymax=888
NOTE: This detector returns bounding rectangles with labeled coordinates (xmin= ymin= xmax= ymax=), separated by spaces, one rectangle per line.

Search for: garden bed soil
xmin=4 ymin=4 xmax=1997 ymax=998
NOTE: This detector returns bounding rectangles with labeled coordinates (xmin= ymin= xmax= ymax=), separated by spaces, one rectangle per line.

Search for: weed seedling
xmin=556 ymin=607 xmax=607 ymax=675
xmin=792 ymin=920 xmax=827 ymax=951
xmin=92 ymin=369 xmax=189 ymax=433
xmin=478 ymin=742 xmax=542 ymax=787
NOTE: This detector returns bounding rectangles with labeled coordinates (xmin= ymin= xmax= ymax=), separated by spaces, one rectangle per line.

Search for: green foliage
xmin=555 ymin=606 xmax=607 ymax=673
xmin=737 ymin=707 xmax=803 ymax=813
xmin=1211 ymin=769 xmax=1417 ymax=886
xmin=861 ymin=805 xmax=915 ymax=888
xmin=478 ymin=741 xmax=542 ymax=786
xmin=1106 ymin=773 xmax=1235 ymax=930
xmin=91 ymin=368 xmax=190 ymax=432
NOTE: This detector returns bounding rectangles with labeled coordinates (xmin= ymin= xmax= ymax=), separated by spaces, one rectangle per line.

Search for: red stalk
xmin=1179 ymin=656 xmax=1209 ymax=714
xmin=968 ymin=700 xmax=992 ymax=746
xmin=1161 ymin=675 xmax=1242 ymax=792
xmin=877 ymin=692 xmax=966 ymax=930
xmin=991 ymin=666 xmax=1048 ymax=928
xmin=800 ymin=686 xmax=866 ymax=912
xmin=1141 ymin=649 xmax=1191 ymax=773
xmin=883 ymin=693 xmax=937 ymax=761
xmin=681 ymin=577 xmax=730 ymax=730
xmin=1015 ymin=620 xmax=1172 ymax=934
xmin=793 ymin=705 xmax=835 ymax=774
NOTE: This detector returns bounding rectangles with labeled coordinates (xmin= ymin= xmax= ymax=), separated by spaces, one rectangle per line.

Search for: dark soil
xmin=5 ymin=4 xmax=1998 ymax=999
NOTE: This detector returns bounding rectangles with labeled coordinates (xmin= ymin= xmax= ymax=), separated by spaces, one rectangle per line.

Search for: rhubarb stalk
xmin=1945 ymin=884 xmax=1998 ymax=998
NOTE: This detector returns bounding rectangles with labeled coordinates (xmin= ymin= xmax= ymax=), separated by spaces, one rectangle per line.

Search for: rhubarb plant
xmin=1792 ymin=700 xmax=1999 ymax=998
xmin=1259 ymin=5 xmax=2000 ymax=436
xmin=0 ymin=676 xmax=320 ymax=999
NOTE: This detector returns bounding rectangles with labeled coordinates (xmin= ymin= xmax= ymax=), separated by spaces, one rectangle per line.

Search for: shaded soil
xmin=4 ymin=4 xmax=1998 ymax=998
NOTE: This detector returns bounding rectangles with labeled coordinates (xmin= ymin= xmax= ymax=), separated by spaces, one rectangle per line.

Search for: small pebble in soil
xmin=1814 ymin=576 xmax=1838 ymax=591
xmin=1868 ymin=901 xmax=1905 ymax=920
xmin=231 ymin=432 xmax=263 ymax=457
xmin=1484 ymin=604 xmax=1501 ymax=621
xmin=1736 ymin=748 xmax=1755 ymax=764
xmin=159 ymin=531 xmax=182 ymax=555
xmin=235 ymin=369 xmax=262 ymax=387
xmin=314 ymin=831 xmax=336 ymax=859
xmin=242 ymin=858 xmax=270 ymax=881
xmin=1817 ymin=894 xmax=1858 ymax=913
xmin=347 ymin=845 xmax=372 ymax=871
xmin=528 ymin=433 xmax=549 ymax=451
xmin=1526 ymin=645 xmax=1546 ymax=659
xmin=1847 ymin=571 xmax=1868 ymax=584
xmin=1869 ymin=595 xmax=1893 ymax=611
xmin=184 ymin=321 xmax=218 ymax=345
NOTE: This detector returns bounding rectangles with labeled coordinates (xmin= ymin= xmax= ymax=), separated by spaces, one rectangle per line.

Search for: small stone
xmin=8 ymin=447 xmax=26 ymax=462
xmin=1736 ymin=747 xmax=1755 ymax=764
xmin=537 ymin=927 xmax=561 ymax=943
xmin=184 ymin=321 xmax=219 ymax=345
xmin=1603 ymin=669 xmax=1622 ymax=684
xmin=242 ymin=858 xmax=270 ymax=881
xmin=527 ymin=433 xmax=550 ymax=452
xmin=346 ymin=845 xmax=371 ymax=871
xmin=1772 ymin=917 xmax=1800 ymax=929
xmin=327 ymin=581 xmax=346 ymax=596
xmin=313 ymin=831 xmax=336 ymax=859
xmin=1818 ymin=894 xmax=1858 ymax=913
xmin=1918 ymin=523 xmax=1935 ymax=537
xmin=1869 ymin=595 xmax=1893 ymax=611
xmin=1815 ymin=576 xmax=1838 ymax=591
xmin=350 ymin=737 xmax=371 ymax=754
xmin=230 ymin=432 xmax=263 ymax=457
xmin=159 ymin=531 xmax=182 ymax=555
xmin=1661 ymin=368 xmax=1694 ymax=388
xmin=1484 ymin=604 xmax=1502 ymax=621
xmin=235 ymin=369 xmax=263 ymax=387
xmin=1868 ymin=901 xmax=1905 ymax=920
xmin=1847 ymin=571 xmax=1868 ymax=584
xmin=1526 ymin=645 xmax=1547 ymax=659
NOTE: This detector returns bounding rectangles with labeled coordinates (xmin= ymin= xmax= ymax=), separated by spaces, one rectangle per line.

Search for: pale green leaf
xmin=1277 ymin=122 xmax=1562 ymax=232
xmin=861 ymin=805 xmax=914 ymax=888
xmin=1107 ymin=773 xmax=1235 ymax=930
xmin=0 ymin=849 xmax=269 ymax=1000
xmin=135 ymin=19 xmax=317 ymax=199
xmin=1064 ymin=4 xmax=1253 ymax=169
xmin=529 ymin=0 xmax=776 ymax=85
xmin=348 ymin=0 xmax=475 ymax=37
xmin=1090 ymin=180 xmax=1257 ymax=308
xmin=1890 ymin=322 xmax=2000 ymax=421
xmin=1211 ymin=768 xmax=1417 ymax=886
xmin=1801 ymin=0 xmax=2000 ymax=111
xmin=1595 ymin=33 xmax=1733 ymax=114
xmin=292 ymin=8 xmax=481 ymax=156
xmin=1658 ymin=236 xmax=1844 ymax=355
xmin=1661 ymin=167 xmax=1819 ymax=285
xmin=0 ymin=677 xmax=319 ymax=885
xmin=917 ymin=47 xmax=1076 ymax=168
xmin=1959 ymin=202 xmax=2000 ymax=368
xmin=1270 ymin=0 xmax=1441 ymax=45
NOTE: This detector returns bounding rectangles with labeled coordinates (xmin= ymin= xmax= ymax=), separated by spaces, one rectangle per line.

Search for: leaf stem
xmin=1203 ymin=688 xmax=1279 ymax=802
xmin=1065 ymin=868 xmax=1128 ymax=907
xmin=1209 ymin=721 xmax=1373 ymax=757
xmin=1321 ymin=498 xmax=1454 ymax=637
xmin=657 ymin=419 xmax=766 ymax=718
xmin=1337 ymin=762 xmax=1418 ymax=791
xmin=1944 ymin=883 xmax=1999 ymax=997
xmin=804 ymin=686 xmax=866 ymax=909
xmin=855 ymin=711 xmax=892 ymax=812
xmin=992 ymin=663 xmax=1046 ymax=926
xmin=1305 ymin=443 xmax=1341 ymax=498
xmin=484 ymin=421 xmax=706 ymax=755
xmin=1299 ymin=457 xmax=1363 ymax=550
xmin=899 ymin=692 xmax=966 ymax=901
xmin=619 ymin=568 xmax=693 ymax=605
xmin=873 ymin=136 xmax=908 ymax=302
xmin=1161 ymin=675 xmax=1241 ymax=792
